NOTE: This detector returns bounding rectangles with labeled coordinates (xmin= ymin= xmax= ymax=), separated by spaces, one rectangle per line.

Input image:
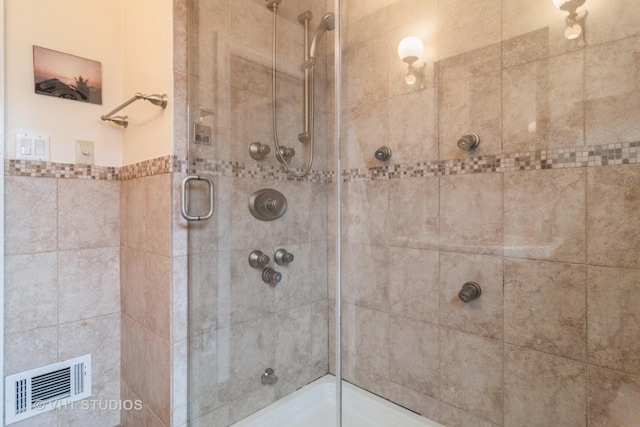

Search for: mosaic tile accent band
xmin=188 ymin=158 xmax=332 ymax=184
xmin=119 ymin=155 xmax=188 ymax=180
xmin=4 ymin=156 xmax=184 ymax=180
xmin=5 ymin=141 xmax=638 ymax=182
xmin=5 ymin=159 xmax=120 ymax=180
xmin=342 ymin=141 xmax=639 ymax=182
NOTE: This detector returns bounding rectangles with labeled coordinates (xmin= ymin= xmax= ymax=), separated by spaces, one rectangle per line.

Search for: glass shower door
xmin=185 ymin=0 xmax=334 ymax=425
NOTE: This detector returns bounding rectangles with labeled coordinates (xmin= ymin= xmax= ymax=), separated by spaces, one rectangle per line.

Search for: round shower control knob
xmin=262 ymin=267 xmax=282 ymax=285
xmin=457 ymin=133 xmax=480 ymax=151
xmin=249 ymin=142 xmax=271 ymax=160
xmin=274 ymin=249 xmax=294 ymax=265
xmin=458 ymin=281 xmax=481 ymax=303
xmin=277 ymin=147 xmax=295 ymax=159
xmin=249 ymin=250 xmax=270 ymax=268
xmin=374 ymin=146 xmax=392 ymax=161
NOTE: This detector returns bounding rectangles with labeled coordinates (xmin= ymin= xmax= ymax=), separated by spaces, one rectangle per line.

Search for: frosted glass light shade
xmin=397 ymin=37 xmax=423 ymax=61
xmin=564 ymin=23 xmax=582 ymax=39
xmin=552 ymin=0 xmax=569 ymax=9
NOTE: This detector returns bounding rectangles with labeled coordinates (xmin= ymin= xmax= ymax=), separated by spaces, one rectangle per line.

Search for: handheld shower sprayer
xmin=267 ymin=5 xmax=334 ymax=177
xmin=303 ymin=13 xmax=336 ymax=70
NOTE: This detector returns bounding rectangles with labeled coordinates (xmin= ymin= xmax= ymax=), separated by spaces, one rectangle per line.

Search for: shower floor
xmin=232 ymin=375 xmax=443 ymax=427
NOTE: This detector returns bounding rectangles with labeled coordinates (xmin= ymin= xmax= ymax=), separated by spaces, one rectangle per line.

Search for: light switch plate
xmin=15 ymin=133 xmax=50 ymax=161
xmin=76 ymin=140 xmax=94 ymax=164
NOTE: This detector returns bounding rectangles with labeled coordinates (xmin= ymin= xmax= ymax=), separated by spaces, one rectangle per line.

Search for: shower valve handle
xmin=249 ymin=250 xmax=270 ymax=268
xmin=375 ymin=146 xmax=392 ymax=161
xmin=274 ymin=249 xmax=294 ymax=265
xmin=457 ymin=133 xmax=480 ymax=152
xmin=458 ymin=281 xmax=481 ymax=303
xmin=262 ymin=267 xmax=282 ymax=285
xmin=278 ymin=147 xmax=295 ymax=159
xmin=249 ymin=142 xmax=271 ymax=160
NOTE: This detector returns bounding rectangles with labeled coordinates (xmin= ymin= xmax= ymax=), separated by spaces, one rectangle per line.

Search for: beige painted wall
xmin=5 ymin=0 xmax=124 ymax=166
xmin=5 ymin=0 xmax=174 ymax=167
xmin=121 ymin=0 xmax=174 ymax=166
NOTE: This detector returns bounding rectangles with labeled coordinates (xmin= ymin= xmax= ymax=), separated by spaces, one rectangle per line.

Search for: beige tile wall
xmin=120 ymin=173 xmax=176 ymax=427
xmin=4 ymin=176 xmax=121 ymax=427
xmin=337 ymin=0 xmax=640 ymax=426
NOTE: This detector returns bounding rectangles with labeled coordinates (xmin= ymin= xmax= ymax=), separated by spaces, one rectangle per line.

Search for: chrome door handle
xmin=181 ymin=175 xmax=214 ymax=221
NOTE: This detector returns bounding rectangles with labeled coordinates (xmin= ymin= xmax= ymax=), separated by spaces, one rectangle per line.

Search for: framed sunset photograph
xmin=33 ymin=46 xmax=102 ymax=105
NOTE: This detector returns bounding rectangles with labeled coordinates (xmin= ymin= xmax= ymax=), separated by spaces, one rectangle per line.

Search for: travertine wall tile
xmin=144 ymin=174 xmax=172 ymax=257
xmin=342 ymin=243 xmax=389 ymax=311
xmin=311 ymin=299 xmax=329 ymax=369
xmin=58 ymin=247 xmax=120 ymax=323
xmin=440 ymin=173 xmax=503 ymax=255
xmin=5 ymin=177 xmax=57 ymax=254
xmin=587 ymin=164 xmax=640 ymax=269
xmin=345 ymin=34 xmax=389 ymax=108
xmin=121 ymin=381 xmax=166 ymax=427
xmin=5 ymin=253 xmax=57 ymax=334
xmin=121 ymin=247 xmax=145 ymax=324
xmin=588 ymin=266 xmax=640 ymax=375
xmin=188 ymin=331 xmax=224 ymax=419
xmin=121 ymin=178 xmax=145 ymax=250
xmin=504 ymin=168 xmax=586 ymax=264
xmin=438 ymin=0 xmax=501 ymax=60
xmin=228 ymin=317 xmax=275 ymax=401
xmin=275 ymin=304 xmax=313 ymax=378
xmin=5 ymin=327 xmax=57 ymax=376
xmin=342 ymin=304 xmax=390 ymax=379
xmin=502 ymin=0 xmax=581 ymax=61
xmin=389 ymin=315 xmax=439 ymax=398
xmin=58 ymin=179 xmax=120 ymax=250
xmin=586 ymin=0 xmax=640 ymax=46
xmin=58 ymin=314 xmax=121 ymax=387
xmin=388 ymin=177 xmax=439 ymax=249
xmin=346 ymin=0 xmax=394 ymax=31
xmin=388 ymin=89 xmax=439 ymax=164
xmin=144 ymin=252 xmax=171 ymax=339
xmin=505 ymin=345 xmax=586 ymax=427
xmin=588 ymin=365 xmax=640 ymax=426
xmin=345 ymin=100 xmax=390 ymax=170
xmin=585 ymin=36 xmax=640 ymax=146
xmin=440 ymin=328 xmax=503 ymax=424
xmin=505 ymin=258 xmax=586 ymax=361
xmin=503 ymin=51 xmax=585 ymax=153
xmin=389 ymin=247 xmax=439 ymax=324
xmin=172 ymin=338 xmax=188 ymax=426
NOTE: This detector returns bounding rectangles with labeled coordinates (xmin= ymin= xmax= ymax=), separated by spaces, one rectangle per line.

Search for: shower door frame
xmin=332 ymin=0 xmax=343 ymax=426
xmin=0 ymin=0 xmax=6 ymax=419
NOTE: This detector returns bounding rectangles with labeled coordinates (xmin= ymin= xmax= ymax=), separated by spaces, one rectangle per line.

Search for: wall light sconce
xmin=397 ymin=36 xmax=425 ymax=86
xmin=553 ymin=0 xmax=587 ymax=40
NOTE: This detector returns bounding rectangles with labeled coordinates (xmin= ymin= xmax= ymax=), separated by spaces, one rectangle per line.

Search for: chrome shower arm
xmin=101 ymin=92 xmax=168 ymax=128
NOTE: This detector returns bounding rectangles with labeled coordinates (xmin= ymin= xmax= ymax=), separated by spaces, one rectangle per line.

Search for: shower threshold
xmin=231 ymin=375 xmax=443 ymax=427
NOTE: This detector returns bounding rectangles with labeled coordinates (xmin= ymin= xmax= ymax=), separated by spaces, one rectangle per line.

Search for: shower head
xmin=319 ymin=12 xmax=335 ymax=31
xmin=307 ymin=13 xmax=335 ymax=68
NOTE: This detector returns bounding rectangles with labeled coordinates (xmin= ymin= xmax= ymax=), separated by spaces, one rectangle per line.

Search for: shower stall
xmin=183 ymin=0 xmax=640 ymax=425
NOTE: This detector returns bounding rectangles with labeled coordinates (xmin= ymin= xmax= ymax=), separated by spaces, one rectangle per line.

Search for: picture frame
xmin=33 ymin=46 xmax=102 ymax=105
